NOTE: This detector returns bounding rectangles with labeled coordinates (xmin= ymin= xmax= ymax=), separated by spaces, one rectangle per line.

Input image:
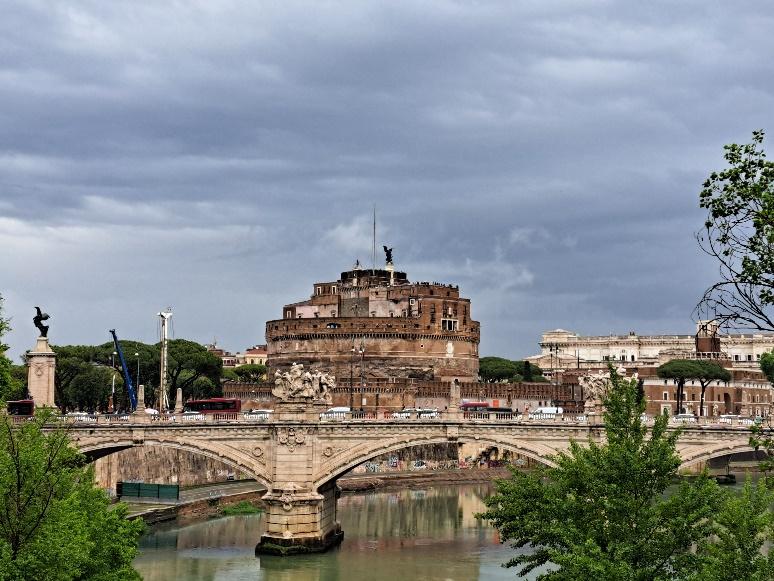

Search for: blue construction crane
xmin=109 ymin=329 xmax=138 ymax=411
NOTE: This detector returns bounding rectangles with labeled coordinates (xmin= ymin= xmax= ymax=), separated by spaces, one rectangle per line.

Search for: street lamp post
xmin=359 ymin=340 xmax=365 ymax=412
xmin=349 ymin=344 xmax=355 ymax=410
xmin=109 ymin=351 xmax=117 ymax=413
xmin=134 ymin=352 xmax=140 ymax=404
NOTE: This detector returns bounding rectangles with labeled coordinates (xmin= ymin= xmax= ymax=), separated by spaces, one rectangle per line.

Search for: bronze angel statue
xmin=33 ymin=306 xmax=50 ymax=337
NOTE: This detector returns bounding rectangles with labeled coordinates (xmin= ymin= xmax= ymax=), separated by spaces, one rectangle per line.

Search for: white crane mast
xmin=158 ymin=308 xmax=173 ymax=411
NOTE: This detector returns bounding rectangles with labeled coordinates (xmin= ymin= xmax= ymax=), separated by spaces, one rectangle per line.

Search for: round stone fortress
xmin=265 ymin=258 xmax=480 ymax=382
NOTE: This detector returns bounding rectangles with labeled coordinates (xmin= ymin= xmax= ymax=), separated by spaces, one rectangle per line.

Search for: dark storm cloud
xmin=2 ymin=1 xmax=774 ymax=360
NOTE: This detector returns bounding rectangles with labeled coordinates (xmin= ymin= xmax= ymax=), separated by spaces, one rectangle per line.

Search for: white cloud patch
xmin=1 ymin=0 xmax=771 ymax=359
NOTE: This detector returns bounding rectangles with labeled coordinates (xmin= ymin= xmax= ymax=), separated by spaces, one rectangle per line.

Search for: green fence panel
xmin=158 ymin=485 xmax=180 ymax=500
xmin=117 ymin=481 xmax=178 ymax=500
xmin=119 ymin=482 xmax=140 ymax=497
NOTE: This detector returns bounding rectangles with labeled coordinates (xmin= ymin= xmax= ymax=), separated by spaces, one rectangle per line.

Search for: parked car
xmin=65 ymin=412 xmax=96 ymax=423
xmin=243 ymin=409 xmax=273 ymax=421
xmin=320 ymin=406 xmax=350 ymax=420
xmin=672 ymin=413 xmax=697 ymax=423
xmin=391 ymin=408 xmax=439 ymax=419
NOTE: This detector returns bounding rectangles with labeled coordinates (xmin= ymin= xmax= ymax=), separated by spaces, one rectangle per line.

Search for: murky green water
xmin=133 ymin=483 xmax=543 ymax=581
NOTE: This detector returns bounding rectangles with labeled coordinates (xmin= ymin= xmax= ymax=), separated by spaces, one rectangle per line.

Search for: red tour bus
xmin=6 ymin=400 xmax=35 ymax=416
xmin=459 ymin=401 xmax=490 ymax=413
xmin=183 ymin=398 xmax=241 ymax=414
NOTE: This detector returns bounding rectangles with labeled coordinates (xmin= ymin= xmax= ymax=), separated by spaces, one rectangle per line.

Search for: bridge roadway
xmin=50 ymin=408 xmax=757 ymax=555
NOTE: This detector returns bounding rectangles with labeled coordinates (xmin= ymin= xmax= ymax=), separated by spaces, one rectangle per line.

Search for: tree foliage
xmin=0 ymin=412 xmax=144 ymax=579
xmin=0 ymin=295 xmax=24 ymax=403
xmin=479 ymin=357 xmax=546 ymax=383
xmin=760 ymin=351 xmax=774 ymax=384
xmin=696 ymin=130 xmax=774 ymax=332
xmin=480 ymin=368 xmax=774 ymax=580
xmin=657 ymin=360 xmax=731 ymax=417
xmin=51 ymin=338 xmax=222 ymax=411
xmin=232 ymin=364 xmax=267 ymax=382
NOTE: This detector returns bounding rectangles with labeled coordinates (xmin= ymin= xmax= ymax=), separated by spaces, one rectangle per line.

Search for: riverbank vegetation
xmin=0 ymin=412 xmax=144 ymax=580
xmin=220 ymin=501 xmax=263 ymax=516
xmin=480 ymin=368 xmax=774 ymax=580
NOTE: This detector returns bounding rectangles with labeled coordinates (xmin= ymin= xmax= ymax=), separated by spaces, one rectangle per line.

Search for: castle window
xmin=285 ymin=310 xmax=292 ymax=319
xmin=441 ymin=319 xmax=458 ymax=332
xmin=748 ymin=354 xmax=753 ymax=361
xmin=315 ymin=287 xmax=321 ymax=295
xmin=332 ymin=286 xmax=337 ymax=294
xmin=663 ymin=392 xmax=668 ymax=401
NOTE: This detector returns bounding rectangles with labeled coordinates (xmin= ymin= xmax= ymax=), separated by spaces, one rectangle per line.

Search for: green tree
xmin=523 ymin=360 xmax=534 ymax=382
xmin=479 ymin=357 xmax=518 ymax=382
xmin=693 ymin=361 xmax=731 ymax=418
xmin=480 ymin=368 xmax=724 ymax=579
xmin=696 ymin=130 xmax=774 ymax=332
xmin=479 ymin=357 xmax=546 ymax=383
xmin=0 ymin=412 xmax=143 ymax=579
xmin=657 ymin=359 xmax=703 ymax=415
xmin=233 ymin=364 xmax=267 ymax=382
xmin=0 ymin=295 xmax=23 ymax=403
xmin=760 ymin=351 xmax=774 ymax=384
xmin=689 ymin=480 xmax=774 ymax=580
xmin=64 ymin=366 xmax=115 ymax=413
xmin=167 ymin=339 xmax=222 ymax=401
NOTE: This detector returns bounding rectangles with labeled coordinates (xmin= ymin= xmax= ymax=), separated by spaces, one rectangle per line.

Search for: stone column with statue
xmin=256 ymin=364 xmax=344 ymax=555
xmin=27 ymin=306 xmax=56 ymax=409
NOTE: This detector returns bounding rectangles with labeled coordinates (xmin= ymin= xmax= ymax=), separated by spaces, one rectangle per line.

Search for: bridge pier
xmin=256 ymin=480 xmax=342 ymax=555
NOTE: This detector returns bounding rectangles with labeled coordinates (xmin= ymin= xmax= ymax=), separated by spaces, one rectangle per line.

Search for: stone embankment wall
xmin=93 ymin=447 xmax=250 ymax=493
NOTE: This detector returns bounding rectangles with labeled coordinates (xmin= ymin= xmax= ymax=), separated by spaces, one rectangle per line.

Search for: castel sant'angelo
xmin=265 ymin=248 xmax=480 ymax=382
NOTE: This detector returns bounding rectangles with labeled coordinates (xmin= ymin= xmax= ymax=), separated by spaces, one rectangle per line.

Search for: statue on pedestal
xmin=27 ymin=306 xmax=56 ymax=408
xmin=382 ymin=246 xmax=394 ymax=265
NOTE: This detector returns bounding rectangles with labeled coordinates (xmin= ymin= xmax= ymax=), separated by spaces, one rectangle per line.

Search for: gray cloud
xmin=2 ymin=1 xmax=774 ymax=361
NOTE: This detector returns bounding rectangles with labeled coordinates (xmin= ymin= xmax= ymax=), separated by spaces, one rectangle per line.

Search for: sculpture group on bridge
xmin=273 ymin=363 xmax=334 ymax=403
xmin=579 ymin=365 xmax=636 ymax=414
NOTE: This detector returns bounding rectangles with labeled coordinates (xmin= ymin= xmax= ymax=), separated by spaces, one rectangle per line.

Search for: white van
xmin=320 ymin=406 xmax=351 ymax=420
xmin=528 ymin=406 xmax=563 ymax=419
xmin=534 ymin=407 xmax=563 ymax=415
xmin=243 ymin=409 xmax=273 ymax=421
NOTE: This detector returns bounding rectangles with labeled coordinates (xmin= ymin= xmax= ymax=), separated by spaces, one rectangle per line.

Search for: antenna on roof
xmin=372 ymin=204 xmax=376 ymax=272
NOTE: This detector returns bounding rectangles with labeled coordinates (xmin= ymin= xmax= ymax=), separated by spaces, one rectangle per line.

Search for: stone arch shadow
xmin=679 ymin=443 xmax=757 ymax=471
xmin=77 ymin=440 xmax=272 ymax=489
xmin=314 ymin=435 xmax=557 ymax=491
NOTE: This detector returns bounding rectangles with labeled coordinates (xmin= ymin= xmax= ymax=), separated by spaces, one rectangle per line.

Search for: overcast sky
xmin=2 ymin=1 xmax=774 ymax=362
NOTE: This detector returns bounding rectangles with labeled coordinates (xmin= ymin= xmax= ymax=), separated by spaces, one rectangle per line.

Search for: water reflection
xmin=134 ymin=484 xmax=529 ymax=581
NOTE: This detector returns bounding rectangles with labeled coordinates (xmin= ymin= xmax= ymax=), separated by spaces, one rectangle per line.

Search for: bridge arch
xmin=314 ymin=435 xmax=557 ymax=490
xmin=77 ymin=439 xmax=272 ymax=489
xmin=678 ymin=442 xmax=757 ymax=471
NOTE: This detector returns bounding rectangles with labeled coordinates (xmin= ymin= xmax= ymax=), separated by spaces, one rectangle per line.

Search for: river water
xmin=133 ymin=483 xmax=545 ymax=581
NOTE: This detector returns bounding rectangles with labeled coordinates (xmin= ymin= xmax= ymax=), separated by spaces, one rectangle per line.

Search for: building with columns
xmin=529 ymin=321 xmax=774 ymax=418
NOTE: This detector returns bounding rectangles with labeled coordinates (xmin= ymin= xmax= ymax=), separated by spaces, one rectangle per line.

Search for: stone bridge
xmin=55 ymin=404 xmax=758 ymax=555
